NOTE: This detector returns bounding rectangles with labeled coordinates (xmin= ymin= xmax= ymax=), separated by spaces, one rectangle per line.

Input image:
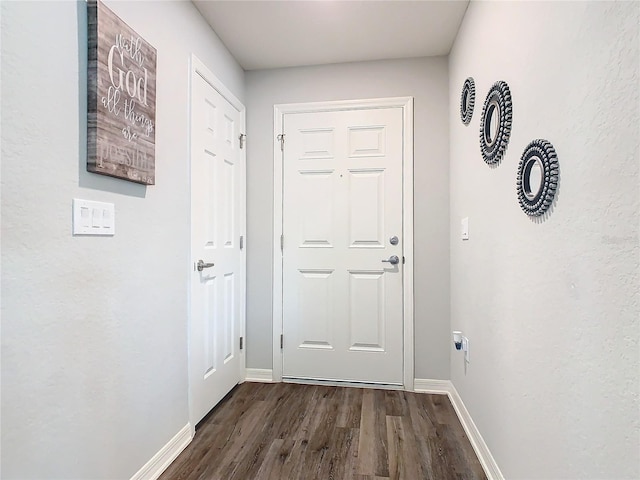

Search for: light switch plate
xmin=461 ymin=217 xmax=469 ymax=240
xmin=73 ymin=199 xmax=115 ymax=235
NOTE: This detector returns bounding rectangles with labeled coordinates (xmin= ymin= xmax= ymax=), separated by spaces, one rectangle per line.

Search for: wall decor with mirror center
xmin=516 ymin=139 xmax=559 ymax=217
xmin=479 ymin=80 xmax=512 ymax=165
xmin=460 ymin=77 xmax=475 ymax=125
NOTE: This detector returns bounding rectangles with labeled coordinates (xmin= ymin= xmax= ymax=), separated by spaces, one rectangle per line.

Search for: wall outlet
xmin=461 ymin=217 xmax=469 ymax=240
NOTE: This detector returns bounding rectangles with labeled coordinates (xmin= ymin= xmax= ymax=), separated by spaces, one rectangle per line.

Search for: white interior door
xmin=189 ymin=65 xmax=245 ymax=426
xmin=281 ymin=106 xmax=404 ymax=385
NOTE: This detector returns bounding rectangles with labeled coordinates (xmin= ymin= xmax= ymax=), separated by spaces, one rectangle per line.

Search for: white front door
xmin=189 ymin=63 xmax=245 ymax=425
xmin=281 ymin=106 xmax=405 ymax=385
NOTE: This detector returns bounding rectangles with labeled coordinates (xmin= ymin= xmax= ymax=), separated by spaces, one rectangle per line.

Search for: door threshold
xmin=283 ymin=376 xmax=404 ymax=391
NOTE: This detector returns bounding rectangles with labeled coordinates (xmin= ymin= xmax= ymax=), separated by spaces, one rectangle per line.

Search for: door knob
xmin=196 ymin=259 xmax=215 ymax=271
xmin=382 ymin=255 xmax=400 ymax=265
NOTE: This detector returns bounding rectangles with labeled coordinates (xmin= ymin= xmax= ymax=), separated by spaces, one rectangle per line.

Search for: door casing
xmin=272 ymin=97 xmax=414 ymax=390
xmin=188 ymin=54 xmax=246 ymax=434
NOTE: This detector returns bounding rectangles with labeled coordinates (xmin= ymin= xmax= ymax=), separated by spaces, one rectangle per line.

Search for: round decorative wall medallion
xmin=516 ymin=139 xmax=559 ymax=216
xmin=460 ymin=77 xmax=475 ymax=125
xmin=479 ymin=81 xmax=512 ymax=165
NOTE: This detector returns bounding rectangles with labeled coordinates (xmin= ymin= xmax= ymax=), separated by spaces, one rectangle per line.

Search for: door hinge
xmin=276 ymin=133 xmax=285 ymax=151
xmin=240 ymin=336 xmax=244 ymax=350
xmin=239 ymin=133 xmax=246 ymax=149
xmin=240 ymin=235 xmax=244 ymax=250
xmin=280 ymin=334 xmax=283 ymax=349
xmin=280 ymin=234 xmax=284 ymax=252
xmin=403 ymin=256 xmax=405 ymax=264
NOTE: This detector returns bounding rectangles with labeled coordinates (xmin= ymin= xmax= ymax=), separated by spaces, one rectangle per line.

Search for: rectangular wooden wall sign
xmin=87 ymin=0 xmax=157 ymax=185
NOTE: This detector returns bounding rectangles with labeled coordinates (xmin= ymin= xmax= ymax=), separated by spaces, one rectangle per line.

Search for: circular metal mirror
xmin=460 ymin=77 xmax=475 ymax=125
xmin=479 ymin=81 xmax=512 ymax=165
xmin=517 ymin=139 xmax=559 ymax=216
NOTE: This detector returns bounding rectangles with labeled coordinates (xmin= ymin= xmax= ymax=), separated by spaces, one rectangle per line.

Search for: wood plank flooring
xmin=159 ymin=382 xmax=487 ymax=480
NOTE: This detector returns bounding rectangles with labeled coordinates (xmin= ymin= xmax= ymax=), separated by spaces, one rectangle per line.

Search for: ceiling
xmin=193 ymin=0 xmax=469 ymax=71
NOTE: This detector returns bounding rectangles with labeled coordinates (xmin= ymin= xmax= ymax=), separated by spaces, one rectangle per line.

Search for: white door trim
xmin=272 ymin=97 xmax=414 ymax=390
xmin=188 ymin=54 xmax=246 ymax=434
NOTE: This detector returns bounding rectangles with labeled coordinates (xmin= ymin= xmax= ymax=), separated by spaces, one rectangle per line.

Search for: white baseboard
xmin=414 ymin=379 xmax=504 ymax=480
xmin=245 ymin=368 xmax=274 ymax=383
xmin=413 ymin=378 xmax=452 ymax=394
xmin=130 ymin=423 xmax=192 ymax=480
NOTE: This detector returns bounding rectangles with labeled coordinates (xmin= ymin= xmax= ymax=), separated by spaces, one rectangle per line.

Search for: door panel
xmin=222 ymin=158 xmax=236 ymax=247
xmin=348 ymin=125 xmax=386 ymax=157
xmin=282 ymin=107 xmax=403 ymax=385
xmin=300 ymin=128 xmax=334 ymax=159
xmin=299 ymin=171 xmax=334 ymax=247
xmin=298 ymin=268 xmax=334 ymax=349
xmin=190 ymin=72 xmax=244 ymax=425
xmin=348 ymin=270 xmax=385 ymax=351
xmin=349 ymin=169 xmax=385 ymax=247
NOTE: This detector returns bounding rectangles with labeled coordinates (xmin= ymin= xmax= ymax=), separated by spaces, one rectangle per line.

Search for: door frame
xmin=272 ymin=97 xmax=414 ymax=390
xmin=188 ymin=54 xmax=246 ymax=434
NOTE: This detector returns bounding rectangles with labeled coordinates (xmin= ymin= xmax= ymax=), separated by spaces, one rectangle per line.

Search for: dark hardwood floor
xmin=159 ymin=382 xmax=487 ymax=480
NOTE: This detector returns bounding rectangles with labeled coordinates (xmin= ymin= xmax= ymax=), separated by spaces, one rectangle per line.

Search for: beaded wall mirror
xmin=479 ymin=81 xmax=512 ymax=165
xmin=516 ymin=139 xmax=559 ymax=216
xmin=460 ymin=77 xmax=475 ymax=125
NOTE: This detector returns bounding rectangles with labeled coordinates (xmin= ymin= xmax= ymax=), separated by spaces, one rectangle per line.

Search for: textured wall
xmin=245 ymin=58 xmax=451 ymax=379
xmin=449 ymin=2 xmax=639 ymax=478
xmin=0 ymin=1 xmax=243 ymax=478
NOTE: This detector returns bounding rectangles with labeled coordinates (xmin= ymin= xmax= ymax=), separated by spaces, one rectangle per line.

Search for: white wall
xmin=449 ymin=2 xmax=639 ymax=479
xmin=245 ymin=57 xmax=450 ymax=379
xmin=0 ymin=1 xmax=244 ymax=478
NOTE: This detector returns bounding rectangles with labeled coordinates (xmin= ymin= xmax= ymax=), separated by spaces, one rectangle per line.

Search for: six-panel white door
xmin=190 ymin=71 xmax=245 ymax=425
xmin=282 ymin=107 xmax=404 ymax=385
